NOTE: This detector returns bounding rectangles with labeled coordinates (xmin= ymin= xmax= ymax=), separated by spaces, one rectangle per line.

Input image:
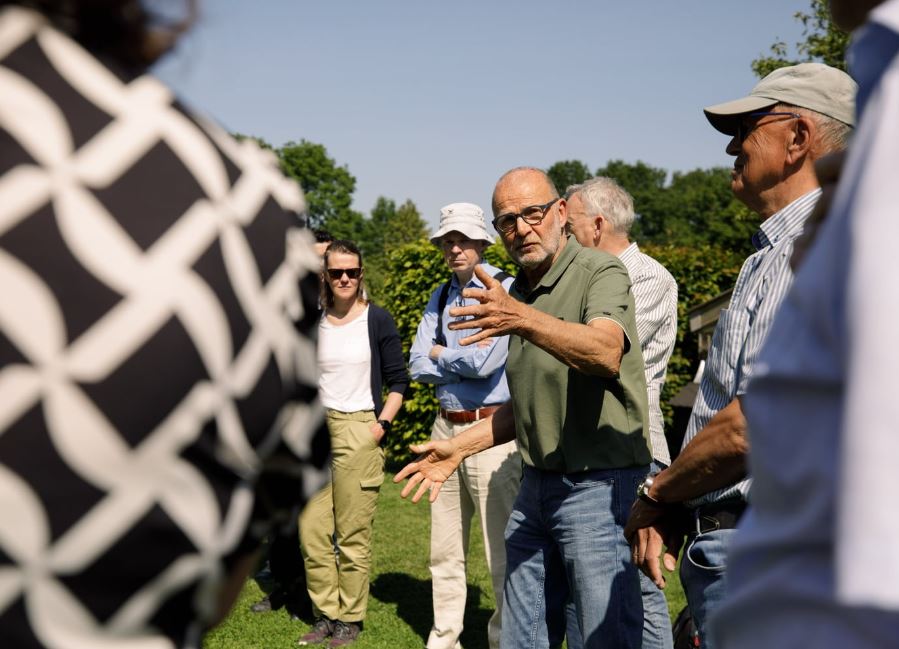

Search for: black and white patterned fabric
xmin=0 ymin=6 xmax=329 ymax=648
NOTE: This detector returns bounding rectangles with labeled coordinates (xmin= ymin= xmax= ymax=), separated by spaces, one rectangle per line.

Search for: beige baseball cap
xmin=430 ymin=202 xmax=494 ymax=245
xmin=704 ymin=62 xmax=857 ymax=136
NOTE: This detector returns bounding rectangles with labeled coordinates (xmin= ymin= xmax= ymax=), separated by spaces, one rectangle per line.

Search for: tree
xmin=361 ymin=197 xmax=429 ymax=300
xmin=661 ymin=168 xmax=759 ymax=254
xmin=276 ymin=140 xmax=365 ymax=238
xmin=546 ymin=160 xmax=592 ymax=194
xmin=363 ymin=197 xmax=428 ymax=259
xmin=752 ymin=0 xmax=850 ymax=77
xmin=232 ymin=132 xmax=274 ymax=150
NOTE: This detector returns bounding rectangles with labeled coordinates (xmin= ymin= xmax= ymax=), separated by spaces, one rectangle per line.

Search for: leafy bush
xmin=641 ymin=244 xmax=744 ymax=427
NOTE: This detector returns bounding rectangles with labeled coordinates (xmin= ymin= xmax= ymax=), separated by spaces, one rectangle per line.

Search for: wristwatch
xmin=636 ymin=474 xmax=662 ymax=506
xmin=377 ymin=419 xmax=392 ymax=435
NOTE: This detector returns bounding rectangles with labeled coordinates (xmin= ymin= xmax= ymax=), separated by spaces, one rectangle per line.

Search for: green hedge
xmin=641 ymin=244 xmax=743 ymax=427
xmin=378 ymin=239 xmax=743 ymax=464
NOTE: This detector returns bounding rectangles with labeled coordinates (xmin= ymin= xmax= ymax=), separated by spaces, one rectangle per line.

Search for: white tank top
xmin=318 ymin=305 xmax=375 ymax=412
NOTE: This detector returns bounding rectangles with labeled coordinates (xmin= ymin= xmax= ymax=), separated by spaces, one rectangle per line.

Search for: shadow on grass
xmin=371 ymin=572 xmax=493 ymax=649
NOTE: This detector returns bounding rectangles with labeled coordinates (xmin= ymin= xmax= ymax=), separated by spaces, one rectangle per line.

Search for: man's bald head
xmin=491 ymin=167 xmax=559 ymax=216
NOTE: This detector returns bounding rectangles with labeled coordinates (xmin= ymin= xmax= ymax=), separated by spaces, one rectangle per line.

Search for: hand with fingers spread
xmin=393 ymin=438 xmax=464 ymax=503
xmin=447 ymin=265 xmax=523 ymax=346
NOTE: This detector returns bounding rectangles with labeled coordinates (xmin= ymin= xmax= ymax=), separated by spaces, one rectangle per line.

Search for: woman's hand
xmin=370 ymin=420 xmax=386 ymax=445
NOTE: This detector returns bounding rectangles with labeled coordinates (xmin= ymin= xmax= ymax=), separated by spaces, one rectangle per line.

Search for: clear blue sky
xmin=153 ymin=0 xmax=811 ymax=228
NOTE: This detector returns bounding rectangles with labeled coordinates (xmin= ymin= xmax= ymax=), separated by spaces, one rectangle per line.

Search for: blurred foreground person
xmin=0 ymin=2 xmax=329 ymax=647
xmin=714 ymin=1 xmax=899 ymax=647
xmin=624 ymin=62 xmax=856 ymax=649
xmin=299 ymin=240 xmax=408 ymax=647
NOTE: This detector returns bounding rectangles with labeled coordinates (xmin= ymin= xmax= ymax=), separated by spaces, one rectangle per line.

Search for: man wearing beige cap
xmin=409 ymin=203 xmax=520 ymax=649
xmin=624 ymin=63 xmax=856 ymax=649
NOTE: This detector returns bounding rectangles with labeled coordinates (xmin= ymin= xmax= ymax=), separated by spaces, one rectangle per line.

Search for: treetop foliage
xmin=752 ymin=0 xmax=849 ymax=77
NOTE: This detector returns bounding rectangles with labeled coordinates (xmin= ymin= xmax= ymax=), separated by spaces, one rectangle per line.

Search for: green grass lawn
xmin=204 ymin=472 xmax=686 ymax=649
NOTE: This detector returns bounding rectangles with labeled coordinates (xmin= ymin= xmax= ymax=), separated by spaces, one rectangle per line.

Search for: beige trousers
xmin=300 ymin=409 xmax=384 ymax=622
xmin=427 ymin=415 xmax=521 ymax=649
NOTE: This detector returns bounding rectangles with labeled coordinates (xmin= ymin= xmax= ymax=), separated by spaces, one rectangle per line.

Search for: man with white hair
xmin=624 ymin=63 xmax=856 ymax=649
xmin=713 ymin=1 xmax=899 ymax=647
xmin=409 ymin=203 xmax=520 ymax=649
xmin=566 ymin=177 xmax=677 ymax=649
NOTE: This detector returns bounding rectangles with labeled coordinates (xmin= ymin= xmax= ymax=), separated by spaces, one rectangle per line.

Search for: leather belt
xmin=694 ymin=500 xmax=747 ymax=534
xmin=439 ymin=405 xmax=501 ymax=424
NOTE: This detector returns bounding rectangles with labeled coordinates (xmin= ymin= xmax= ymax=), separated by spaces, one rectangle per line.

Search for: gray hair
xmin=777 ymin=103 xmax=852 ymax=154
xmin=565 ymin=176 xmax=635 ymax=236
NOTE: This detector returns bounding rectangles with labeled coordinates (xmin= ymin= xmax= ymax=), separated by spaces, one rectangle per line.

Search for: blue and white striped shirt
xmin=619 ymin=243 xmax=678 ymax=465
xmin=682 ymin=188 xmax=821 ymax=507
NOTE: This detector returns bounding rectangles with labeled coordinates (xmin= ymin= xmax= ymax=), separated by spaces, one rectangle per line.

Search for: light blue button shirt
xmin=682 ymin=189 xmax=821 ymax=506
xmin=409 ymin=262 xmax=512 ymax=411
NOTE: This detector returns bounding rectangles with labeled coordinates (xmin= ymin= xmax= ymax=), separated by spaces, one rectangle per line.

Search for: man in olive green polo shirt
xmin=396 ymin=167 xmax=651 ymax=648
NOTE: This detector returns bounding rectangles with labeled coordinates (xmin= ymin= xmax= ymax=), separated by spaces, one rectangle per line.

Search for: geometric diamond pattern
xmin=0 ymin=7 xmax=329 ymax=648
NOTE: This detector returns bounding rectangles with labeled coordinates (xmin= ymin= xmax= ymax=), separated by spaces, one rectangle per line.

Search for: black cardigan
xmin=366 ymin=304 xmax=410 ymax=417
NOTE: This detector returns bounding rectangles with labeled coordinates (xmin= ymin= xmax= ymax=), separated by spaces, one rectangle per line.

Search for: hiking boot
xmin=298 ymin=618 xmax=334 ymax=645
xmin=328 ymin=621 xmax=361 ymax=647
xmin=250 ymin=596 xmax=273 ymax=613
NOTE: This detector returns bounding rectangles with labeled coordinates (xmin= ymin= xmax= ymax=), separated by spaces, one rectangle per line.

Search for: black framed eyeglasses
xmin=492 ymin=197 xmax=560 ymax=235
xmin=326 ymin=267 xmax=362 ymax=280
xmin=736 ymin=111 xmax=801 ymax=142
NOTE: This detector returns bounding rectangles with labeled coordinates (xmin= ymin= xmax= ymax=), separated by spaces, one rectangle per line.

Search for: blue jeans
xmin=679 ymin=527 xmax=736 ymax=649
xmin=500 ymin=464 xmax=648 ymax=649
xmin=565 ymin=462 xmax=673 ymax=649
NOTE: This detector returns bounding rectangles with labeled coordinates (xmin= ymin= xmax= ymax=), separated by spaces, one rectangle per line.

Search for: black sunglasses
xmin=735 ymin=111 xmax=801 ymax=142
xmin=492 ymin=197 xmax=560 ymax=235
xmin=326 ymin=267 xmax=362 ymax=280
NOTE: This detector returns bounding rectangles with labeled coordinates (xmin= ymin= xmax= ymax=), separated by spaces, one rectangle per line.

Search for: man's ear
xmin=786 ymin=115 xmax=814 ymax=164
xmin=593 ymin=215 xmax=604 ymax=245
xmin=557 ymin=198 xmax=568 ymax=230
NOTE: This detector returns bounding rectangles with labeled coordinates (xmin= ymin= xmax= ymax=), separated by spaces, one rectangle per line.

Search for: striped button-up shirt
xmin=619 ymin=243 xmax=678 ymax=465
xmin=683 ymin=188 xmax=821 ymax=507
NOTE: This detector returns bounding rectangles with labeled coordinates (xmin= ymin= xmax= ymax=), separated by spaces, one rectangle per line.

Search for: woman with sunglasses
xmin=299 ymin=239 xmax=409 ymax=647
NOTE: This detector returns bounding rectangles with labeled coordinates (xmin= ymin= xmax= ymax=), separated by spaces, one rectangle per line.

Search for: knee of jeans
xmin=685 ymin=529 xmax=731 ymax=573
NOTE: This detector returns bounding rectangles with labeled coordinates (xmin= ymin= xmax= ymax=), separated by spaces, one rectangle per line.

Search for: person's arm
xmin=408 ymin=289 xmax=460 ymax=385
xmin=435 ymin=332 xmax=510 ymax=379
xmin=393 ymin=401 xmax=516 ymax=502
xmin=448 ymin=266 xmax=625 ymax=377
xmin=646 ymin=397 xmax=748 ymax=504
xmin=370 ymin=307 xmax=409 ymax=442
xmin=371 ymin=390 xmax=403 ymax=444
xmin=623 ymin=397 xmax=748 ymax=585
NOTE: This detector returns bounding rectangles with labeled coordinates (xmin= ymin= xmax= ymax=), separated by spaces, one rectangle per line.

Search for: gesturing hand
xmin=393 ymin=438 xmax=463 ymax=503
xmin=447 ymin=265 xmax=522 ymax=345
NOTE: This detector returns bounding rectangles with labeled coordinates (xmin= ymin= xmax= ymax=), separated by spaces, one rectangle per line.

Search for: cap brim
xmin=703 ymin=95 xmax=778 ymax=135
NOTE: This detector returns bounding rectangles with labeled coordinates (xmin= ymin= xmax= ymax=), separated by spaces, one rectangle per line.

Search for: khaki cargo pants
xmin=300 ymin=409 xmax=384 ymax=622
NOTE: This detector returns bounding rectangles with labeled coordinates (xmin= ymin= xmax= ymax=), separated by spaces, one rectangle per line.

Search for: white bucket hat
xmin=430 ymin=202 xmax=494 ymax=245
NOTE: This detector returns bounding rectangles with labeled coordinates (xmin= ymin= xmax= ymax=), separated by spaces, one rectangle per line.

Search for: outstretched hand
xmin=393 ymin=438 xmax=463 ymax=503
xmin=447 ymin=265 xmax=522 ymax=346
